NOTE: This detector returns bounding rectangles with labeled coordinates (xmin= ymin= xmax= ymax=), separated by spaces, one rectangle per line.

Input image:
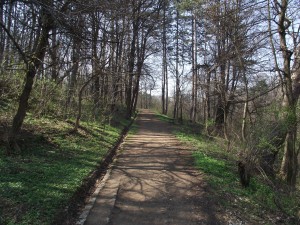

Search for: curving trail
xmin=80 ymin=110 xmax=223 ymax=225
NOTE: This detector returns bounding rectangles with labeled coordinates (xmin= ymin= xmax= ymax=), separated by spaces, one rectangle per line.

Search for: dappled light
xmin=82 ymin=110 xmax=223 ymax=225
xmin=1 ymin=0 xmax=299 ymax=224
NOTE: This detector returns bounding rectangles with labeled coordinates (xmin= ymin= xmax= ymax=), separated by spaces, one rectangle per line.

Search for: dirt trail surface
xmin=80 ymin=110 xmax=223 ymax=225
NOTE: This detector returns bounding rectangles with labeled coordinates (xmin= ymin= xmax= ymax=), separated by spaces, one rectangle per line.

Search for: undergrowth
xmin=156 ymin=113 xmax=300 ymax=225
xmin=0 ymin=115 xmax=130 ymax=225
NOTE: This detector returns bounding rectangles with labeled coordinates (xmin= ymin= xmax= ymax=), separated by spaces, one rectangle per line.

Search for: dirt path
xmin=79 ymin=110 xmax=224 ymax=225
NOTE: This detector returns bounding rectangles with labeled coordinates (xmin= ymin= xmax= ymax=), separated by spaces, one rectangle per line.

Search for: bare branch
xmin=0 ymin=20 xmax=28 ymax=64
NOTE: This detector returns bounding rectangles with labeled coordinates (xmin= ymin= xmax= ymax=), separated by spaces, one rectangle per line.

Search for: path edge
xmin=52 ymin=112 xmax=138 ymax=225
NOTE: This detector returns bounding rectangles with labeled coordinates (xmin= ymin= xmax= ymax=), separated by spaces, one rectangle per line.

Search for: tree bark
xmin=162 ymin=0 xmax=167 ymax=115
xmin=4 ymin=1 xmax=12 ymax=66
xmin=269 ymin=0 xmax=300 ymax=186
xmin=50 ymin=27 xmax=59 ymax=80
xmin=173 ymin=6 xmax=180 ymax=122
xmin=0 ymin=0 xmax=4 ymax=63
xmin=126 ymin=14 xmax=138 ymax=118
xmin=65 ymin=28 xmax=82 ymax=115
xmin=75 ymin=76 xmax=95 ymax=131
xmin=205 ymin=70 xmax=211 ymax=131
xmin=7 ymin=8 xmax=53 ymax=153
xmin=191 ymin=14 xmax=197 ymax=123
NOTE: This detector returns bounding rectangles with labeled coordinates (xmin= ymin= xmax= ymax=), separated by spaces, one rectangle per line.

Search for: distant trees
xmin=267 ymin=0 xmax=300 ymax=186
xmin=156 ymin=0 xmax=299 ymax=187
xmin=0 ymin=0 xmax=164 ymax=153
xmin=1 ymin=0 xmax=63 ymax=153
xmin=1 ymin=0 xmax=299 ymax=186
xmin=165 ymin=0 xmax=192 ymax=122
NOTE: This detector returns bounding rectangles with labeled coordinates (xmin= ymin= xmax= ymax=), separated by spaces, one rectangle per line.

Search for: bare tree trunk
xmin=173 ymin=6 xmax=180 ymax=123
xmin=241 ymin=100 xmax=248 ymax=142
xmin=267 ymin=0 xmax=299 ymax=186
xmin=0 ymin=0 xmax=4 ymax=63
xmin=162 ymin=72 xmax=165 ymax=114
xmin=7 ymin=9 xmax=53 ymax=153
xmin=191 ymin=14 xmax=197 ymax=123
xmin=111 ymin=19 xmax=124 ymax=113
xmin=74 ymin=85 xmax=84 ymax=131
xmin=50 ymin=27 xmax=59 ymax=80
xmin=126 ymin=14 xmax=138 ymax=118
xmin=4 ymin=1 xmax=12 ymax=66
xmin=165 ymin=61 xmax=168 ymax=114
xmin=205 ymin=70 xmax=211 ymax=131
xmin=65 ymin=37 xmax=80 ymax=115
xmin=75 ymin=77 xmax=94 ymax=131
xmin=161 ymin=0 xmax=167 ymax=115
xmin=214 ymin=4 xmax=227 ymax=129
xmin=215 ymin=66 xmax=226 ymax=127
xmin=131 ymin=30 xmax=145 ymax=115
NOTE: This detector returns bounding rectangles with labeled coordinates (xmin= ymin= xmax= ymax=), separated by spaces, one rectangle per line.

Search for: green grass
xmin=128 ymin=123 xmax=138 ymax=135
xmin=154 ymin=113 xmax=174 ymax=123
xmin=155 ymin=112 xmax=300 ymax=224
xmin=0 ymin=116 xmax=130 ymax=225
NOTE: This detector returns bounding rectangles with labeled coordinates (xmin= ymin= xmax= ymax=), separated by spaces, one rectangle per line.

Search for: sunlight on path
xmin=79 ymin=110 xmax=223 ymax=225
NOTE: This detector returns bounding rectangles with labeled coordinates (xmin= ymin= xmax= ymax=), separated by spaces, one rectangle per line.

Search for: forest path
xmin=80 ymin=109 xmax=223 ymax=225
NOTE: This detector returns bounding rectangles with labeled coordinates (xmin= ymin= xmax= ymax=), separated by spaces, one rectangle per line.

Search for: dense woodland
xmin=0 ymin=0 xmax=300 ymax=223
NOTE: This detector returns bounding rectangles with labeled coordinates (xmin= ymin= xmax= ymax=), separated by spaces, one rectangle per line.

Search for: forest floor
xmin=79 ymin=110 xmax=229 ymax=225
xmin=0 ymin=114 xmax=131 ymax=225
xmin=1 ymin=109 xmax=298 ymax=224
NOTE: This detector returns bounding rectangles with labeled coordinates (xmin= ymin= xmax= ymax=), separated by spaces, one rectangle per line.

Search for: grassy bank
xmin=0 ymin=115 xmax=131 ymax=225
xmin=156 ymin=113 xmax=300 ymax=225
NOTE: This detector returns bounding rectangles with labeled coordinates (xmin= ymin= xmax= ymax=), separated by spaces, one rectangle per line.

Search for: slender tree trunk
xmin=162 ymin=73 xmax=165 ymax=114
xmin=50 ymin=27 xmax=58 ymax=80
xmin=180 ymin=94 xmax=183 ymax=122
xmin=161 ymin=0 xmax=167 ymax=115
xmin=75 ymin=77 xmax=94 ymax=131
xmin=205 ymin=70 xmax=211 ymax=131
xmin=241 ymin=100 xmax=248 ymax=141
xmin=174 ymin=7 xmax=180 ymax=123
xmin=165 ymin=62 xmax=168 ymax=114
xmin=65 ymin=37 xmax=80 ymax=115
xmin=111 ymin=19 xmax=125 ymax=113
xmin=92 ymin=13 xmax=100 ymax=118
xmin=131 ymin=30 xmax=146 ymax=115
xmin=4 ymin=1 xmax=12 ymax=66
xmin=99 ymin=29 xmax=107 ymax=111
xmin=0 ymin=0 xmax=4 ymax=63
xmin=126 ymin=17 xmax=138 ymax=118
xmin=191 ymin=14 xmax=197 ymax=123
xmin=93 ymin=67 xmax=100 ymax=117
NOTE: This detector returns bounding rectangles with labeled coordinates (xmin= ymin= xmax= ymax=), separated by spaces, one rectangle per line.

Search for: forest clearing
xmin=0 ymin=0 xmax=300 ymax=224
